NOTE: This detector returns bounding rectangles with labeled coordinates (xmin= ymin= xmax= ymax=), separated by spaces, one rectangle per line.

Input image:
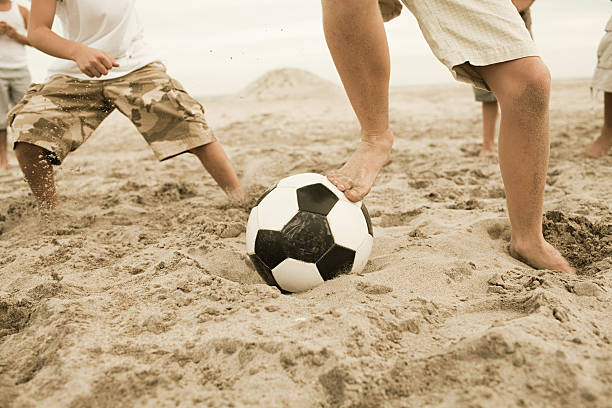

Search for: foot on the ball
xmin=510 ymin=237 xmax=575 ymax=274
xmin=583 ymin=133 xmax=612 ymax=158
xmin=327 ymin=128 xmax=393 ymax=202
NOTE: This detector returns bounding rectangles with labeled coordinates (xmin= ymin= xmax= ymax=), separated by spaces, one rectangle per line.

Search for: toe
xmin=345 ymin=187 xmax=367 ymax=203
xmin=327 ymin=173 xmax=352 ymax=192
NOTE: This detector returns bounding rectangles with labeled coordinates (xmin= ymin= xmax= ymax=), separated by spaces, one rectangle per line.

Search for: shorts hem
xmin=12 ymin=137 xmax=64 ymax=165
xmin=154 ymin=128 xmax=217 ymax=162
xmin=448 ymin=43 xmax=540 ymax=89
xmin=592 ymin=69 xmax=612 ymax=93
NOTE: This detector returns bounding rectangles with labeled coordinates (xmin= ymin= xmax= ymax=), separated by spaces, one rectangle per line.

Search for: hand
xmin=4 ymin=24 xmax=18 ymax=39
xmin=0 ymin=21 xmax=8 ymax=35
xmin=72 ymin=44 xmax=120 ymax=78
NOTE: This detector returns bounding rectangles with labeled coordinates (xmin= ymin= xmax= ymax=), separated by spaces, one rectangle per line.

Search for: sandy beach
xmin=0 ymin=70 xmax=610 ymax=407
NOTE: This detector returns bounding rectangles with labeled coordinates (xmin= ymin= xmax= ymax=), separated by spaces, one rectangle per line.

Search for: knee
xmin=14 ymin=142 xmax=48 ymax=165
xmin=503 ymin=62 xmax=551 ymax=112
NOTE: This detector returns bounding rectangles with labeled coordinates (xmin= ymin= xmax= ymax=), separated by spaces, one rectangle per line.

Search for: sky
xmin=18 ymin=0 xmax=612 ymax=96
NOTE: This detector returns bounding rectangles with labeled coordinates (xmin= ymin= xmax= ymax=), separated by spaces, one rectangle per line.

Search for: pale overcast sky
xmin=19 ymin=0 xmax=612 ymax=96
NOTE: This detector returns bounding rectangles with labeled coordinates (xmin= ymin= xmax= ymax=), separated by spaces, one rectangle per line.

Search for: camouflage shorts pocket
xmin=167 ymin=78 xmax=206 ymax=121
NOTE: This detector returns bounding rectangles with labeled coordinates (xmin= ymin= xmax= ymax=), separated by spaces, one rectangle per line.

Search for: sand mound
xmin=240 ymin=68 xmax=342 ymax=100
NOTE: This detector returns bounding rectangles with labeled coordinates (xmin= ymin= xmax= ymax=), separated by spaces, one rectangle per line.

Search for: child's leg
xmin=0 ymin=129 xmax=7 ymax=170
xmin=473 ymin=57 xmax=573 ymax=274
xmin=584 ymin=91 xmax=612 ymax=158
xmin=480 ymin=101 xmax=498 ymax=156
xmin=14 ymin=142 xmax=58 ymax=210
xmin=189 ymin=142 xmax=244 ymax=200
xmin=105 ymin=63 xmax=245 ymax=201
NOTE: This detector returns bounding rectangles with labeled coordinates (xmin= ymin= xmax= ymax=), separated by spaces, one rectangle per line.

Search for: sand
xmin=0 ymin=71 xmax=610 ymax=408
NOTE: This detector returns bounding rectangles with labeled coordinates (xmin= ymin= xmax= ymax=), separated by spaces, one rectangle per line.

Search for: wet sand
xmin=0 ymin=70 xmax=610 ymax=407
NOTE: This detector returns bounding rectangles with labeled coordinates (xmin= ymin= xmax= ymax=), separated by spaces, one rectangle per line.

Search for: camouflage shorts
xmin=8 ymin=62 xmax=215 ymax=164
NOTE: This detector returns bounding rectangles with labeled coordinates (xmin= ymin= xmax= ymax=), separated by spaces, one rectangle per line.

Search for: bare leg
xmin=0 ymin=129 xmax=7 ymax=170
xmin=473 ymin=57 xmax=574 ymax=274
xmin=480 ymin=101 xmax=498 ymax=156
xmin=584 ymin=91 xmax=612 ymax=158
xmin=14 ymin=142 xmax=58 ymax=211
xmin=321 ymin=0 xmax=393 ymax=202
xmin=189 ymin=142 xmax=245 ymax=201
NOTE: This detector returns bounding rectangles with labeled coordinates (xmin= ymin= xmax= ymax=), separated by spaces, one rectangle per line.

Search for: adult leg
xmin=189 ymin=142 xmax=244 ymax=201
xmin=473 ymin=57 xmax=573 ymax=273
xmin=14 ymin=142 xmax=58 ymax=210
xmin=321 ymin=0 xmax=393 ymax=202
xmin=0 ymin=129 xmax=7 ymax=170
xmin=584 ymin=91 xmax=612 ymax=158
xmin=480 ymin=101 xmax=498 ymax=156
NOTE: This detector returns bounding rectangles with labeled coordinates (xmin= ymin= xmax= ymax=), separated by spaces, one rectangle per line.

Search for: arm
xmin=19 ymin=5 xmax=29 ymax=29
xmin=28 ymin=0 xmax=119 ymax=78
xmin=512 ymin=0 xmax=534 ymax=12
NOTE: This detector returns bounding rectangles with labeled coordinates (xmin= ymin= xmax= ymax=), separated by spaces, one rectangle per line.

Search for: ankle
xmin=510 ymin=233 xmax=547 ymax=251
xmin=360 ymin=128 xmax=394 ymax=146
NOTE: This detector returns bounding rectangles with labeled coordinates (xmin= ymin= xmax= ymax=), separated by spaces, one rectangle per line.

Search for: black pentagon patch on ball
xmin=361 ymin=203 xmax=374 ymax=236
xmin=281 ymin=211 xmax=334 ymax=263
xmin=249 ymin=254 xmax=280 ymax=289
xmin=296 ymin=183 xmax=339 ymax=216
xmin=255 ymin=230 xmax=287 ymax=269
xmin=256 ymin=183 xmax=278 ymax=206
xmin=317 ymin=245 xmax=356 ymax=280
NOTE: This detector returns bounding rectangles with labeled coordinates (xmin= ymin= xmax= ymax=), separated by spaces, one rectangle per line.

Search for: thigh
xmin=0 ymin=80 xmax=10 ymax=129
xmin=9 ymin=76 xmax=109 ymax=164
xmin=9 ymin=69 xmax=32 ymax=105
xmin=402 ymin=0 xmax=537 ymax=89
xmin=471 ymin=56 xmax=547 ymax=97
xmin=104 ymin=62 xmax=216 ymax=161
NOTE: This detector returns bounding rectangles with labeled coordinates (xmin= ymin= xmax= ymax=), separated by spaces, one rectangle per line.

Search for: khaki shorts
xmin=379 ymin=0 xmax=539 ymax=90
xmin=0 ymin=67 xmax=31 ymax=129
xmin=471 ymin=9 xmax=533 ymax=103
xmin=592 ymin=17 xmax=612 ymax=93
xmin=8 ymin=62 xmax=215 ymax=164
xmin=473 ymin=87 xmax=498 ymax=103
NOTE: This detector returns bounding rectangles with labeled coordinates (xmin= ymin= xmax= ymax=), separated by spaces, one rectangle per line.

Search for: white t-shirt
xmin=47 ymin=0 xmax=159 ymax=80
xmin=0 ymin=1 xmax=28 ymax=69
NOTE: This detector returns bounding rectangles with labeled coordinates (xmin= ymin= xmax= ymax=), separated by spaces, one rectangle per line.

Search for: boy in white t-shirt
xmin=0 ymin=0 xmax=30 ymax=170
xmin=9 ymin=0 xmax=244 ymax=210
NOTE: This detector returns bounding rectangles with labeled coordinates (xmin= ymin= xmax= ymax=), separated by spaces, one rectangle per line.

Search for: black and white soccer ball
xmin=246 ymin=173 xmax=374 ymax=293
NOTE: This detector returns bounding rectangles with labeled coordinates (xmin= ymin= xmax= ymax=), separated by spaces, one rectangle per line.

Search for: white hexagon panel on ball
xmin=256 ymin=187 xmax=299 ymax=232
xmin=326 ymin=200 xmax=370 ymax=251
xmin=245 ymin=206 xmax=259 ymax=255
xmin=352 ymin=234 xmax=373 ymax=273
xmin=272 ymin=258 xmax=325 ymax=293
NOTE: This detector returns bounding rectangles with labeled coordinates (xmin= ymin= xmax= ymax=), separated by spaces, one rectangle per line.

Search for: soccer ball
xmin=246 ymin=173 xmax=374 ymax=293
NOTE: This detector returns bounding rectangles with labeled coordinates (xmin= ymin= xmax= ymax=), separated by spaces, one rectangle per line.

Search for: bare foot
xmin=327 ymin=129 xmax=393 ymax=202
xmin=583 ymin=134 xmax=612 ymax=158
xmin=226 ymin=187 xmax=247 ymax=205
xmin=509 ymin=238 xmax=575 ymax=274
xmin=479 ymin=146 xmax=496 ymax=157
